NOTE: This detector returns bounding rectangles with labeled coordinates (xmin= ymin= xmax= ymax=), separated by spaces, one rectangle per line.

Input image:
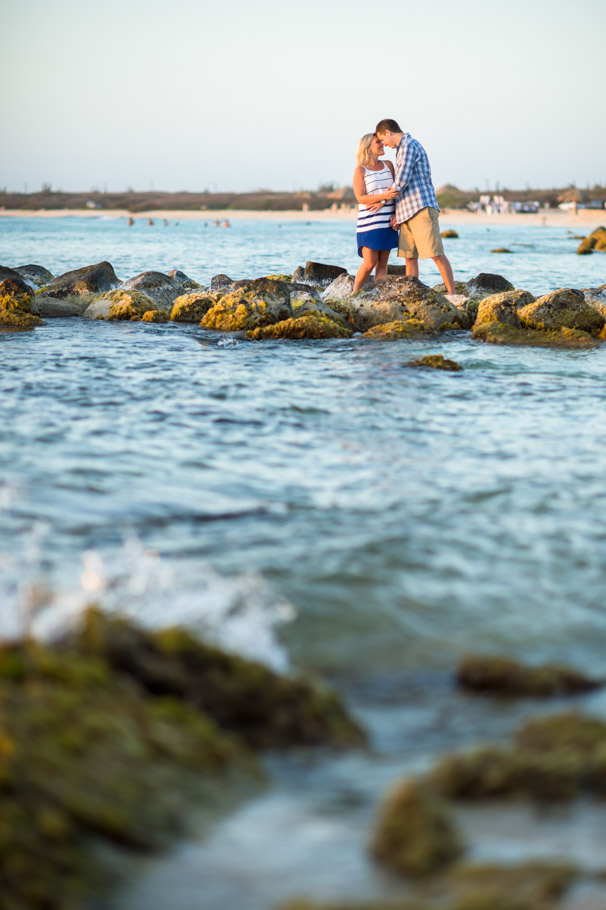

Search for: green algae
xmin=104 ymin=289 xmax=158 ymax=321
xmin=472 ymin=322 xmax=599 ymax=348
xmin=457 ymin=654 xmax=601 ymax=697
xmin=170 ymin=292 xmax=219 ymax=322
xmin=362 ymin=318 xmax=429 ymax=339
xmin=141 ymin=309 xmax=169 ymax=322
xmin=0 ymin=294 xmax=42 ymax=328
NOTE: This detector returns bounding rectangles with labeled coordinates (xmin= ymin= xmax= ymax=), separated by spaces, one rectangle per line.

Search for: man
xmin=375 ymin=118 xmax=456 ymax=296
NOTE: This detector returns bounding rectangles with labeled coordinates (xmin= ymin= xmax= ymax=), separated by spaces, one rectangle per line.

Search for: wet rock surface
xmin=120 ymin=271 xmax=182 ymax=311
xmin=43 ymin=261 xmax=120 ymax=298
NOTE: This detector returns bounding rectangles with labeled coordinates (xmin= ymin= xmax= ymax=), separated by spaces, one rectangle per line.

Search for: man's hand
xmin=390 ymin=215 xmax=399 ymax=230
xmin=384 ymin=187 xmax=398 ymax=199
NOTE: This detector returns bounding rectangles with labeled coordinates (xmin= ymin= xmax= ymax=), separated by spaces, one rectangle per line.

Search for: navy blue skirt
xmin=357 ymin=226 xmax=399 ymax=257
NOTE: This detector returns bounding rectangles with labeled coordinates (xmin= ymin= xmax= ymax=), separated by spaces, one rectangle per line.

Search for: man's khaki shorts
xmin=397 ymin=206 xmax=444 ymax=260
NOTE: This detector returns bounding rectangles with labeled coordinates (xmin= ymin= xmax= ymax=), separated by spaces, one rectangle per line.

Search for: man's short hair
xmin=375 ymin=118 xmax=402 ymax=135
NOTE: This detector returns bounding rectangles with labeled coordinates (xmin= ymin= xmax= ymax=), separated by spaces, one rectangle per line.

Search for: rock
xmin=371 ymin=779 xmax=463 ymax=876
xmin=518 ymin=288 xmax=605 ymax=335
xmin=291 ymin=297 xmax=347 ymax=323
xmin=387 ymin=264 xmax=408 ymax=275
xmin=321 ymin=297 xmax=356 ymax=322
xmin=171 ymin=292 xmax=219 ymax=322
xmin=465 ymin=273 xmax=514 ymax=298
xmin=288 ymin=282 xmax=321 ymax=299
xmin=120 ymin=271 xmax=182 ymax=311
xmin=433 ymin=281 xmax=468 ymax=295
xmin=362 ymin=319 xmax=429 ymax=339
xmin=107 ymin=290 xmax=160 ymax=321
xmin=444 ymin=293 xmax=468 ymax=308
xmin=0 ymin=266 xmax=34 ymax=299
xmin=457 ymin=654 xmax=602 ymax=697
xmin=141 ymin=309 xmax=169 ymax=323
xmin=0 ymin=293 xmax=42 ymax=328
xmin=472 ymin=289 xmax=535 ymax=333
xmin=321 ymin=273 xmax=354 ymax=300
xmin=201 ymin=282 xmax=292 ymax=332
xmin=210 ymin=273 xmax=234 ymax=291
xmin=405 ymin=354 xmax=463 ymax=371
xmin=491 ymin=247 xmax=514 ymax=253
xmin=82 ymin=298 xmax=113 ymax=320
xmin=301 ymin=261 xmax=347 ymax=286
xmin=248 ymin=313 xmax=354 ymax=340
xmin=441 ymin=229 xmax=459 ymax=238
xmin=577 ymin=238 xmax=594 ymax=255
xmin=292 ymin=266 xmax=305 ymax=283
xmin=472 ymin=322 xmax=598 ymax=349
xmin=576 ymin=227 xmax=606 ymax=255
xmin=44 ymin=261 xmax=120 ymax=298
xmin=14 ymin=264 xmax=54 ymax=287
xmin=373 ymin=276 xmax=468 ymax=331
xmin=30 ymin=296 xmax=83 ymax=317
xmin=167 ymin=269 xmax=200 ymax=289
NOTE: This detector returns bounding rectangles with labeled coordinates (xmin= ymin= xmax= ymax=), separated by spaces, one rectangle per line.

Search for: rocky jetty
xmin=2 ymin=258 xmax=606 ymax=350
xmin=0 ymin=608 xmax=363 ymax=910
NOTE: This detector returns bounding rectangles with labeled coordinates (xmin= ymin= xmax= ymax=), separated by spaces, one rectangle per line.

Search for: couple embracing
xmin=353 ymin=118 xmax=456 ymax=297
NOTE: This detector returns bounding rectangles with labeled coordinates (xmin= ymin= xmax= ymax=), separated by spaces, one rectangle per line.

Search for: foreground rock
xmin=576 ymin=225 xmax=606 ymax=255
xmin=472 ymin=289 xmax=535 ymax=334
xmin=405 ymin=354 xmax=463 ymax=371
xmin=321 ymin=272 xmax=354 ymax=300
xmin=171 ymin=291 xmax=219 ymax=322
xmin=354 ymin=277 xmax=468 ymax=333
xmin=0 ymin=266 xmax=34 ymax=300
xmin=518 ymin=288 xmax=605 ymax=335
xmin=458 ymin=654 xmax=602 ymax=697
xmin=120 ymin=271 xmax=182 ymax=311
xmin=292 ymin=261 xmax=347 ymax=286
xmin=201 ymin=279 xmax=291 ymax=331
xmin=43 ymin=261 xmax=120 ymax=298
xmin=248 ymin=313 xmax=353 ymax=340
xmin=0 ymin=608 xmax=363 ymax=910
xmin=31 ymin=296 xmax=84 ymax=317
xmin=83 ymin=289 xmax=163 ymax=321
xmin=0 ymin=291 xmax=42 ymax=328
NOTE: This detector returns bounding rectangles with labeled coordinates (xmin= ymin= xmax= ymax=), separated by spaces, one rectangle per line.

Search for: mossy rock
xmin=171 ymin=291 xmax=220 ymax=322
xmin=518 ymin=288 xmax=605 ymax=335
xmin=98 ymin=289 xmax=157 ymax=321
xmin=248 ymin=313 xmax=353 ymax=340
xmin=457 ymin=654 xmax=601 ymax=697
xmin=577 ymin=238 xmax=594 ymax=255
xmin=371 ymin=779 xmax=464 ymax=876
xmin=433 ymin=281 xmax=468 ymax=295
xmin=490 ymin=248 xmax=514 ymax=254
xmin=472 ymin=322 xmax=598 ymax=349
xmin=405 ymin=354 xmax=463 ymax=371
xmin=201 ymin=296 xmax=292 ymax=332
xmin=73 ymin=609 xmax=365 ymax=750
xmin=472 ymin=290 xmax=535 ymax=332
xmin=141 ymin=309 xmax=169 ymax=323
xmin=362 ymin=318 xmax=429 ymax=339
xmin=0 ymin=295 xmax=42 ymax=328
xmin=441 ymin=229 xmax=459 ymax=238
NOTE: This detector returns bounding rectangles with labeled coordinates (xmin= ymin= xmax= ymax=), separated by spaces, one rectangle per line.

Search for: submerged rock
xmin=441 ymin=229 xmax=459 ymax=238
xmin=458 ymin=654 xmax=602 ymax=697
xmin=171 ymin=291 xmax=219 ymax=322
xmin=43 ymin=261 xmax=120 ymax=298
xmin=491 ymin=247 xmax=514 ymax=253
xmin=120 ymin=271 xmax=182 ymax=311
xmin=518 ymin=288 xmax=605 ymax=335
xmin=248 ymin=313 xmax=353 ymax=340
xmin=362 ymin=318 xmax=428 ymax=339
xmin=371 ymin=779 xmax=463 ymax=876
xmin=405 ymin=354 xmax=463 ymax=371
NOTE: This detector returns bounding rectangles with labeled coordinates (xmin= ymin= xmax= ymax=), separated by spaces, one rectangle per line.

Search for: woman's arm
xmin=353 ymin=167 xmax=397 ymax=204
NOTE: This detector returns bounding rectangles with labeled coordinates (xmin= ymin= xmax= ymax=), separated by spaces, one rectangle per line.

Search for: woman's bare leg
xmin=354 ymin=248 xmax=379 ymax=293
xmin=376 ymin=249 xmax=391 ymax=281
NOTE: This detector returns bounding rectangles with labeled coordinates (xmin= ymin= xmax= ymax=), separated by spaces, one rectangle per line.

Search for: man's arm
xmin=393 ymin=138 xmax=418 ymax=195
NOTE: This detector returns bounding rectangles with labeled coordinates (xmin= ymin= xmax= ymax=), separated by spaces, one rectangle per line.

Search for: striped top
xmin=356 ymin=163 xmax=396 ymax=234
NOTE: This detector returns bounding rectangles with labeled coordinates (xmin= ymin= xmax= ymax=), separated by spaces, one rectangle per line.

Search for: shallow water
xmin=2 ymin=216 xmax=606 ymax=908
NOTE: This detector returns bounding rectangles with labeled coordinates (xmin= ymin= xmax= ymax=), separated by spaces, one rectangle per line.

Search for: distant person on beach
xmin=352 ymin=134 xmax=399 ymax=293
xmin=375 ymin=118 xmax=456 ymax=296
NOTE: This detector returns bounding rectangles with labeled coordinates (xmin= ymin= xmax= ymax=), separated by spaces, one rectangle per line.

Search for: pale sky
xmin=1 ymin=0 xmax=605 ymax=194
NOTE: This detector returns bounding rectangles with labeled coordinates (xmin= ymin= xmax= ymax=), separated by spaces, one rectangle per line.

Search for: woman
xmin=353 ymin=134 xmax=399 ymax=292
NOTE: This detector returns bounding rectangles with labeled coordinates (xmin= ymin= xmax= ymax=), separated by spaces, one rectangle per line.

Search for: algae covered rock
xmin=0 ymin=294 xmax=42 ymax=328
xmin=120 ymin=271 xmax=182 ymax=311
xmin=201 ymin=281 xmax=292 ymax=332
xmin=167 ymin=268 xmax=200 ymax=289
xmin=472 ymin=323 xmax=598 ymax=349
xmin=457 ymin=654 xmax=601 ymax=697
xmin=248 ymin=313 xmax=354 ymax=340
xmin=441 ymin=229 xmax=459 ymax=238
xmin=472 ymin=289 xmax=535 ymax=333
xmin=577 ymin=226 xmax=606 ymax=255
xmin=141 ymin=309 xmax=169 ymax=322
xmin=374 ymin=276 xmax=468 ymax=331
xmin=371 ymin=779 xmax=463 ymax=876
xmin=0 ymin=266 xmax=35 ymax=299
xmin=362 ymin=318 xmax=428 ymax=339
xmin=44 ymin=261 xmax=120 ymax=298
xmin=91 ymin=289 xmax=157 ymax=321
xmin=171 ymin=291 xmax=219 ymax=322
xmin=405 ymin=354 xmax=463 ymax=371
xmin=518 ymin=288 xmax=605 ymax=335
xmin=73 ymin=609 xmax=364 ymax=750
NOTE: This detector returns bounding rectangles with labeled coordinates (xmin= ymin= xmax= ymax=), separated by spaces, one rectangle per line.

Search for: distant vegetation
xmin=1 ymin=184 xmax=605 ymax=213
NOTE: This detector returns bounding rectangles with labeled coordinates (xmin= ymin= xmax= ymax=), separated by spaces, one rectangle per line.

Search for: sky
xmin=1 ymin=0 xmax=605 ymax=194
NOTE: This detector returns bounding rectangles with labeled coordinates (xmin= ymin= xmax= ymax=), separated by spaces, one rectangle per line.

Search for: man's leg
xmin=405 ymin=257 xmax=419 ymax=279
xmin=432 ymin=255 xmax=455 ymax=295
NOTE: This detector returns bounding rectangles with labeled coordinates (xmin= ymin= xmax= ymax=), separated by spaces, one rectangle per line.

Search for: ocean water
xmin=2 ymin=215 xmax=606 ymax=909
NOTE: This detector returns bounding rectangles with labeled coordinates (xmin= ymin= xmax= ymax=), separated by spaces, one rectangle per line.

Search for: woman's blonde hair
xmin=356 ymin=133 xmax=376 ymax=168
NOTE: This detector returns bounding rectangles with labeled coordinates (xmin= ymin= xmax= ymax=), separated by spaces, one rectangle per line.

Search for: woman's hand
xmin=390 ymin=214 xmax=399 ymax=230
xmin=384 ymin=187 xmax=398 ymax=199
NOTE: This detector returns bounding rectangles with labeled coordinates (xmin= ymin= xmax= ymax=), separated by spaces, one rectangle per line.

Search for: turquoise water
xmin=2 ymin=215 xmax=606 ymax=908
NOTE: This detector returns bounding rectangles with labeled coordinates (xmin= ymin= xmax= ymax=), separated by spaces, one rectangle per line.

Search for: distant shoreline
xmin=0 ymin=207 xmax=605 ymax=228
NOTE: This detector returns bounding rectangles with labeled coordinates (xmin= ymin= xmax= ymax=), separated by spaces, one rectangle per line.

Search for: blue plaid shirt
xmin=393 ymin=133 xmax=439 ymax=224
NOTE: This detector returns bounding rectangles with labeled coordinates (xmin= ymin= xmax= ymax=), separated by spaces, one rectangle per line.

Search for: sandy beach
xmin=0 ymin=207 xmax=605 ymax=229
